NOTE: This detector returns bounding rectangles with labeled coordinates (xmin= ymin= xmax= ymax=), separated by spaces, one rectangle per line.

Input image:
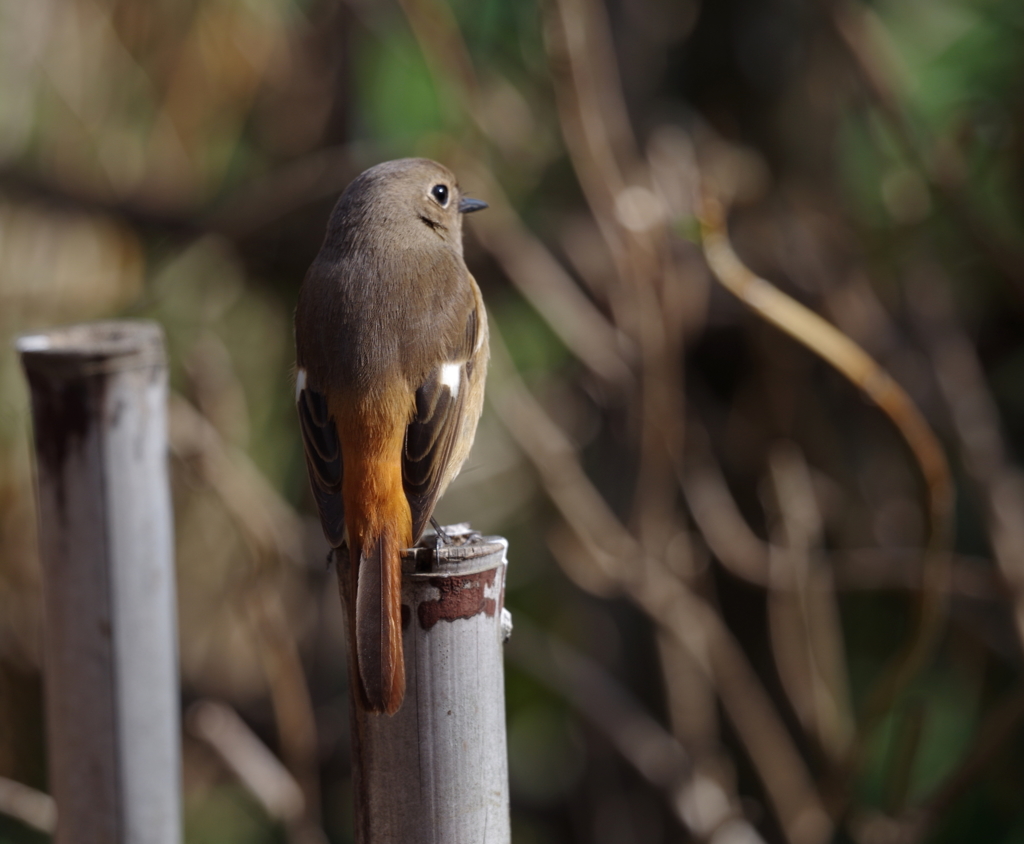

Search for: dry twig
xmin=188 ymin=700 xmax=328 ymax=844
xmin=508 ymin=617 xmax=765 ymax=843
xmin=0 ymin=776 xmax=56 ymax=835
xmin=490 ymin=327 xmax=833 ymax=844
xmin=169 ymin=393 xmax=323 ymax=828
xmin=767 ymin=442 xmax=854 ymax=764
xmin=698 ymin=191 xmax=954 ymax=742
xmin=908 ymin=266 xmax=1024 ymax=647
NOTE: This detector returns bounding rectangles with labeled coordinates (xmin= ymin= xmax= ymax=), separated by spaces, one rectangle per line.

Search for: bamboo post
xmin=346 ymin=525 xmax=511 ymax=844
xmin=17 ymin=321 xmax=181 ymax=844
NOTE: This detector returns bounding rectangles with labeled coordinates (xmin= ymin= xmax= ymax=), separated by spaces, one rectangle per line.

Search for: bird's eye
xmin=431 ymin=184 xmax=449 ymax=206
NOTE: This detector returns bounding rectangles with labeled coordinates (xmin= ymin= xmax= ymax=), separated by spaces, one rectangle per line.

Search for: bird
xmin=294 ymin=158 xmax=489 ymax=715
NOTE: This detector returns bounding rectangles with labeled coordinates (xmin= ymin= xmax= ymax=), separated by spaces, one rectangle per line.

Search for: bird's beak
xmin=458 ymin=197 xmax=488 ymax=214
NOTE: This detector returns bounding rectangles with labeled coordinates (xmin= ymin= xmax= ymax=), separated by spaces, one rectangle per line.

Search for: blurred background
xmin=2 ymin=0 xmax=1024 ymax=841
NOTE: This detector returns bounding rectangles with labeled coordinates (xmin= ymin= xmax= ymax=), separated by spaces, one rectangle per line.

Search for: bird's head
xmin=334 ymin=158 xmax=487 ymax=254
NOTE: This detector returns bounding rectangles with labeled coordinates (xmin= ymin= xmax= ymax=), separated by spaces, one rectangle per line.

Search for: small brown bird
xmin=294 ymin=158 xmax=489 ymax=715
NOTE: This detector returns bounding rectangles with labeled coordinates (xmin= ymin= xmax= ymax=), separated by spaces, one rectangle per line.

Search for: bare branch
xmin=698 ymin=190 xmax=954 ymax=736
xmin=0 ymin=777 xmax=56 ymax=835
xmin=907 ymin=265 xmax=1024 ymax=647
xmin=490 ymin=326 xmax=833 ymax=844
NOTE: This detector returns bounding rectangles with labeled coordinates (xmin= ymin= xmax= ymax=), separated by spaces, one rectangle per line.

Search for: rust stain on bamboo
xmin=418 ymin=568 xmax=498 ymax=629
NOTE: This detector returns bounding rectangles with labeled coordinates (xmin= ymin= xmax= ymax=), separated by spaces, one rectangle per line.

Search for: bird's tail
xmin=345 ymin=461 xmax=409 ymax=715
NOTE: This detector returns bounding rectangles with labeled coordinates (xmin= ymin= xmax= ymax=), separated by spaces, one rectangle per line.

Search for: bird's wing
xmin=403 ymin=301 xmax=482 ymax=541
xmin=296 ymin=374 xmax=346 ymax=548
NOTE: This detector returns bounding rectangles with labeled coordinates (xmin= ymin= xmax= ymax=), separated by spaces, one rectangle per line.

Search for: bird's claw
xmin=430 ymin=517 xmax=453 ymax=548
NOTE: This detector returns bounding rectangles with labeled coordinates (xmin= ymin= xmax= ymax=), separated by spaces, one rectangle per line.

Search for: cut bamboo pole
xmin=344 ymin=525 xmax=511 ymax=844
xmin=17 ymin=321 xmax=181 ymax=844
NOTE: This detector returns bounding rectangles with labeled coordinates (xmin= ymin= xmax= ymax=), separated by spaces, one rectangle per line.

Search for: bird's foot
xmin=430 ymin=517 xmax=453 ymax=548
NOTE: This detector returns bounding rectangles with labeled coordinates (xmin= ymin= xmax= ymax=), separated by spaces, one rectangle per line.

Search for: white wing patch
xmin=295 ymin=367 xmax=307 ymax=403
xmin=440 ymin=362 xmax=461 ymax=398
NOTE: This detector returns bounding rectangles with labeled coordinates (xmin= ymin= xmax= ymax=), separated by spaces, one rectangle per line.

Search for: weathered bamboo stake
xmin=17 ymin=321 xmax=181 ymax=844
xmin=343 ymin=525 xmax=511 ymax=844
